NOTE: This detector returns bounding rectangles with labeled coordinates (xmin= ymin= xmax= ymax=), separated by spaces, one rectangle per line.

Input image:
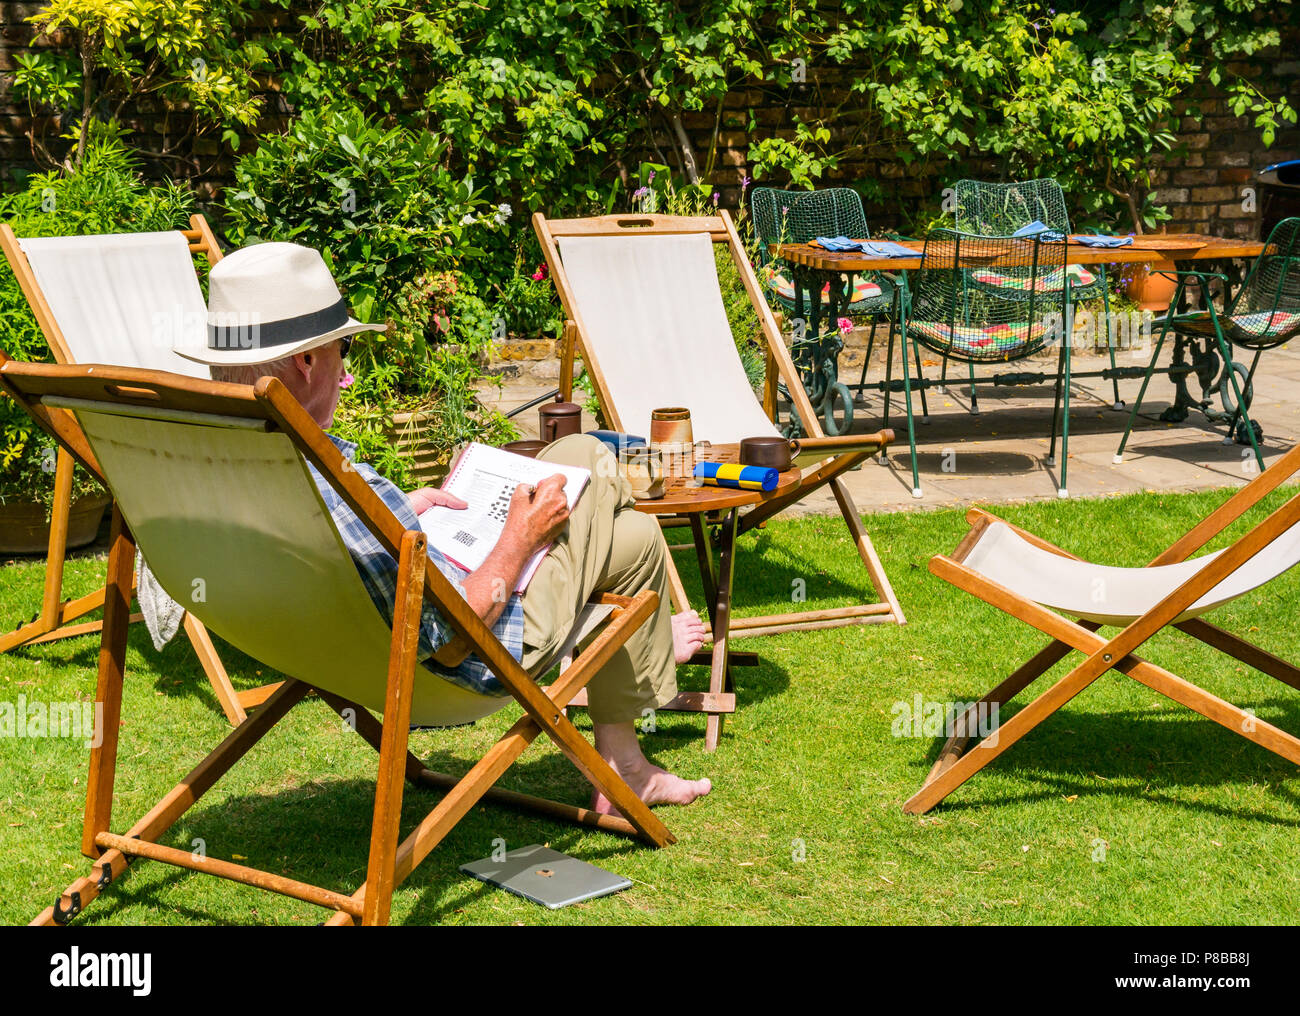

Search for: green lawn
xmin=3 ymin=485 xmax=1300 ymax=925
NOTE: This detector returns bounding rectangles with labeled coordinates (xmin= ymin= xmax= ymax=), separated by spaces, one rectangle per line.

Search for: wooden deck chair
xmin=905 ymin=439 xmax=1300 ymax=814
xmin=0 ymin=215 xmax=256 ymax=725
xmin=2 ymin=361 xmax=672 ymax=926
xmin=533 ymin=211 xmax=905 ymax=642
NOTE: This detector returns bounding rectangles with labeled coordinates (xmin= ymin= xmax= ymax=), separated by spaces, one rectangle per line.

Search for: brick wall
xmin=1150 ymin=59 xmax=1300 ymax=236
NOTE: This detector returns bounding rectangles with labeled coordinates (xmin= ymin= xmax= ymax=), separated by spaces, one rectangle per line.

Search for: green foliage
xmin=748 ymin=121 xmax=838 ymax=189
xmin=493 ymin=267 xmax=563 ymax=339
xmin=0 ymin=133 xmax=195 ymax=506
xmin=329 ymin=271 xmax=517 ymax=487
xmin=241 ymin=0 xmax=1295 ymax=257
xmin=223 ymin=104 xmax=481 ymax=325
xmin=835 ymin=0 xmax=1296 ymax=233
xmin=15 ymin=1 xmax=265 ymax=169
xmin=224 ymin=105 xmax=514 ymax=483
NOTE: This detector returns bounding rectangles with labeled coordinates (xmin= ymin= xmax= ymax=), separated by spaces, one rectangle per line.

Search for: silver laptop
xmin=460 ymin=844 xmax=632 ymax=910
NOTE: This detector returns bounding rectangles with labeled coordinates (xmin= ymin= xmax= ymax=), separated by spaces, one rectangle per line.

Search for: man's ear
xmin=290 ymin=351 xmax=313 ymax=381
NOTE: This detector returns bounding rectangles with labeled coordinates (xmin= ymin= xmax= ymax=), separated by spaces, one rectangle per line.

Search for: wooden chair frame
xmin=0 ymin=215 xmax=260 ymax=725
xmin=905 ymin=439 xmax=1300 ymax=814
xmin=533 ymin=211 xmax=906 ymax=636
xmin=1 ymin=361 xmax=673 ymax=926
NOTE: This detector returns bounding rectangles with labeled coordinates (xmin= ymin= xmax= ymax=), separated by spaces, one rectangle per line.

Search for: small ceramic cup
xmin=650 ymin=408 xmax=694 ymax=476
xmin=649 ymin=407 xmax=693 ymax=446
xmin=620 ymin=446 xmax=665 ymax=500
xmin=502 ymin=439 xmax=549 ymax=459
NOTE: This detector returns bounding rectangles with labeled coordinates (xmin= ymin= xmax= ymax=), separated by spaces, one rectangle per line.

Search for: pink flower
xmin=712 ymin=191 xmax=720 ymax=205
xmin=531 ymin=262 xmax=548 ymax=281
xmin=339 ymin=372 xmax=355 ymax=390
xmin=531 ymin=270 xmax=544 ymax=281
xmin=837 ymin=317 xmax=853 ymax=335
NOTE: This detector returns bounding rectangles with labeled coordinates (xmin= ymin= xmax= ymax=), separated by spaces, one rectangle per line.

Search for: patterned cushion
xmin=763 ymin=266 xmax=883 ymax=305
xmin=970 ymin=264 xmax=1097 ymax=293
xmin=908 ymin=319 xmax=1047 ymax=356
xmin=1177 ymin=309 xmax=1300 ymax=342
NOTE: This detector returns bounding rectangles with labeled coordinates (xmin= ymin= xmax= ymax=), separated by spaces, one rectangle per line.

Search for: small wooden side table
xmin=633 ymin=443 xmax=802 ymax=752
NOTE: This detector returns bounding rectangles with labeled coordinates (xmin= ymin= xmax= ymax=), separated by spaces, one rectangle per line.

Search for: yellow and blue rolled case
xmin=693 ymin=461 xmax=779 ymax=492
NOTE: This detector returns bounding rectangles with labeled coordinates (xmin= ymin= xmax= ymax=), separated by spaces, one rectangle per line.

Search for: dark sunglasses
xmin=338 ymin=335 xmax=354 ymax=359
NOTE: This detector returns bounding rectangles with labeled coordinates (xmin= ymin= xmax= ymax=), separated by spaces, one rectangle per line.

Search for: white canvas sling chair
xmin=534 ymin=212 xmax=904 ymax=722
xmin=3 ymin=361 xmax=672 ymax=927
xmin=0 ymin=215 xmax=256 ymax=725
xmin=905 ymin=438 xmax=1300 ymax=814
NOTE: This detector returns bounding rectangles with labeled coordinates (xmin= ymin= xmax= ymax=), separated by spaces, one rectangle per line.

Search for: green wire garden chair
xmin=751 ymin=187 xmax=902 ymax=434
xmin=954 ymin=177 xmax=1124 ymax=411
xmin=897 ymin=228 xmax=1074 ymax=497
xmin=1115 ymin=216 xmax=1300 ymax=471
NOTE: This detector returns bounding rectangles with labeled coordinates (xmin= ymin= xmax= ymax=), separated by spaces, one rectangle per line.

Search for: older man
xmin=181 ymin=241 xmax=710 ymax=813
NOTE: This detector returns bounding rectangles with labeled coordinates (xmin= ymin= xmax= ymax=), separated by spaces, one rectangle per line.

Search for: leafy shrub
xmin=224 ymin=103 xmax=519 ymax=483
xmin=332 ymin=271 xmax=516 ymax=487
xmin=0 ymin=133 xmax=195 ymax=509
xmin=223 ymin=103 xmax=481 ymax=324
xmin=493 ymin=266 xmax=563 ymax=338
xmin=13 ymin=0 xmax=264 ymax=172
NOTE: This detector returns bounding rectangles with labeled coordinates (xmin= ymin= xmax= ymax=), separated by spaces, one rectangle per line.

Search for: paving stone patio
xmin=480 ymin=341 xmax=1300 ymax=518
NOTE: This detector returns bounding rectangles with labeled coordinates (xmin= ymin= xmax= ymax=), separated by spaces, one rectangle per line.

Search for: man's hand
xmin=504 ymin=474 xmax=569 ymax=554
xmin=410 ymin=486 xmax=469 ymax=516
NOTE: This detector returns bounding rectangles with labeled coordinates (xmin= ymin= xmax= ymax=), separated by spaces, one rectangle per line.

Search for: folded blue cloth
xmin=1071 ymin=234 xmax=1134 ymax=248
xmin=1011 ymin=221 xmax=1066 ymax=242
xmin=587 ymin=430 xmax=646 ymax=455
xmin=815 ymin=236 xmax=916 ymax=258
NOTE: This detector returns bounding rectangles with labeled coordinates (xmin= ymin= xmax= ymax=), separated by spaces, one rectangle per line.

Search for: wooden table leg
xmin=689 ymin=512 xmax=734 ymax=695
xmin=705 ymin=509 xmax=738 ymax=752
xmin=688 ymin=514 xmax=719 ymax=613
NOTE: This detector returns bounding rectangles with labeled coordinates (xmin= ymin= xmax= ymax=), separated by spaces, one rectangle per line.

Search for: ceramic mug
xmin=620 ymin=446 xmax=665 ymax=500
xmin=649 ymin=407 xmax=693 ymax=446
xmin=650 ymin=407 xmax=694 ymax=477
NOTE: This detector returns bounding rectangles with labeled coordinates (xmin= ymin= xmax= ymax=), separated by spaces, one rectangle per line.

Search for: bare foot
xmin=590 ymin=719 xmax=711 ymax=815
xmin=591 ymin=760 xmax=712 ymax=815
xmin=671 ymin=610 xmax=708 ymax=664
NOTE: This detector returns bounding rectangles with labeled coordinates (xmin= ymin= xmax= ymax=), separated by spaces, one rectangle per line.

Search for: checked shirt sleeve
xmin=310 ymin=436 xmax=522 ymax=697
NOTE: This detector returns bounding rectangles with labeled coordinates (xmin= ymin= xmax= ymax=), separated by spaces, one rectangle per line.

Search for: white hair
xmin=209 ymin=355 xmax=298 ymax=387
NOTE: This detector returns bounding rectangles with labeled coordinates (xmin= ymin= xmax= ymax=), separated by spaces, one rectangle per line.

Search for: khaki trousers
xmin=521 ymin=434 xmax=677 ymax=723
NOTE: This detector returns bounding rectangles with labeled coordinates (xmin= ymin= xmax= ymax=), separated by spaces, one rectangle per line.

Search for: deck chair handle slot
xmin=105 ymin=383 xmax=162 ymax=401
xmin=614 ymin=218 xmax=655 ymax=228
xmin=43 ymin=395 xmax=274 ymax=432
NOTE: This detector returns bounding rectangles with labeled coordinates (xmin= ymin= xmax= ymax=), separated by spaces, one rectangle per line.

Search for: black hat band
xmin=208 ymin=298 xmax=349 ymax=350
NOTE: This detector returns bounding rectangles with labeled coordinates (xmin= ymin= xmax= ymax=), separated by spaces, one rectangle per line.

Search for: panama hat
xmin=177 ymin=241 xmax=386 ymax=366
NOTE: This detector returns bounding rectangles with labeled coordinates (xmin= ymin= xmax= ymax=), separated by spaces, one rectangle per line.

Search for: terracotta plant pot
xmin=385 ymin=410 xmax=453 ymax=487
xmin=1124 ymin=258 xmax=1179 ymax=313
xmin=0 ymin=493 xmax=112 ymax=555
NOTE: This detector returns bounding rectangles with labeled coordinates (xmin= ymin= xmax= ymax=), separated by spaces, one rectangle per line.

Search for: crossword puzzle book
xmin=417 ymin=442 xmax=590 ymax=593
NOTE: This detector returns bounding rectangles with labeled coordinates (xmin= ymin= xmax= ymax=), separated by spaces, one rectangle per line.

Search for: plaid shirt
xmin=307 ymin=435 xmax=521 ymax=697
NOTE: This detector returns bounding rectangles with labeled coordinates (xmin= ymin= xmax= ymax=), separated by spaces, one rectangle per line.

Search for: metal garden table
xmin=772 ymin=235 xmax=1268 ymax=487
